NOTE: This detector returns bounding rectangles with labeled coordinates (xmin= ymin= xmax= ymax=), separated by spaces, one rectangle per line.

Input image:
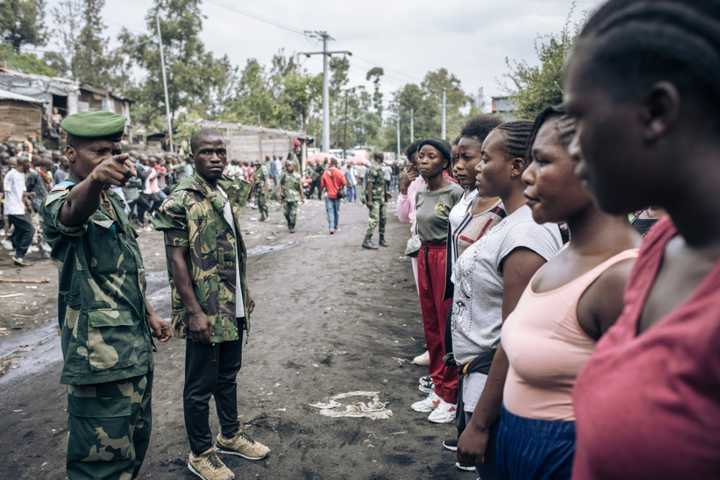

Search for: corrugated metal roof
xmin=0 ymin=88 xmax=44 ymax=104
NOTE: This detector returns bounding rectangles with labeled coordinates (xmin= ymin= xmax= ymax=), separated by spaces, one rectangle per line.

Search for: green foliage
xmin=504 ymin=4 xmax=579 ymax=120
xmin=382 ymin=68 xmax=476 ymax=153
xmin=118 ymin=0 xmax=234 ymax=131
xmin=0 ymin=0 xmax=47 ymax=53
xmin=72 ymin=0 xmax=112 ymax=87
xmin=0 ymin=43 xmax=59 ymax=76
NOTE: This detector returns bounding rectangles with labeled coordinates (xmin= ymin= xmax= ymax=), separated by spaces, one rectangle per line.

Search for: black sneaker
xmin=455 ymin=461 xmax=476 ymax=472
xmin=442 ymin=438 xmax=458 ymax=452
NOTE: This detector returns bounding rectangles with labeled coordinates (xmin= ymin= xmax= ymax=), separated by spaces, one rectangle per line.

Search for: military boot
xmin=379 ymin=234 xmax=388 ymax=247
xmin=362 ymin=233 xmax=378 ymax=250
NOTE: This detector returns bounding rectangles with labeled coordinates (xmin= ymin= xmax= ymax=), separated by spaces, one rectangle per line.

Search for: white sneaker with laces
xmin=411 ymin=391 xmax=440 ymax=413
xmin=427 ymin=398 xmax=457 ymax=424
xmin=412 ymin=351 xmax=430 ymax=366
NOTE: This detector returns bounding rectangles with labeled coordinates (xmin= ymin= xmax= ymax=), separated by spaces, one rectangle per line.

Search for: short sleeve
xmin=497 ymin=221 xmax=561 ymax=273
xmin=42 ymin=187 xmax=86 ymax=239
xmin=153 ymin=191 xmax=190 ymax=247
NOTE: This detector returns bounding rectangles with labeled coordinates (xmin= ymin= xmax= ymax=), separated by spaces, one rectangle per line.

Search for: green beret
xmin=61 ymin=111 xmax=126 ymax=140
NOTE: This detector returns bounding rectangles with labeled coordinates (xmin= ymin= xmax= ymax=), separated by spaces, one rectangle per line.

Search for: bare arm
xmin=577 ymin=258 xmax=635 ymax=339
xmin=458 ymin=248 xmax=547 ymax=463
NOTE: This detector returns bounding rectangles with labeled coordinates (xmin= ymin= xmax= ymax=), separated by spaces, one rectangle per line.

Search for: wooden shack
xmin=0 ymin=89 xmax=43 ymax=142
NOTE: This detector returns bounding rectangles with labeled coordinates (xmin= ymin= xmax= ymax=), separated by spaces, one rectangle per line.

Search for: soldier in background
xmin=362 ymin=152 xmax=388 ymax=249
xmin=252 ymin=159 xmax=269 ymax=221
xmin=154 ymin=129 xmax=270 ymax=480
xmin=42 ymin=111 xmax=171 ymax=479
xmin=279 ymin=160 xmax=304 ymax=233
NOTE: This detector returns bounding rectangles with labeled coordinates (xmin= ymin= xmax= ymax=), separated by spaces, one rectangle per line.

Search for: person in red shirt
xmin=320 ymin=157 xmax=347 ymax=235
xmin=563 ymin=1 xmax=720 ymax=478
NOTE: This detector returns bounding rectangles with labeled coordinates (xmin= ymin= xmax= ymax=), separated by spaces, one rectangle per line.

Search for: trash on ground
xmin=309 ymin=391 xmax=393 ymax=420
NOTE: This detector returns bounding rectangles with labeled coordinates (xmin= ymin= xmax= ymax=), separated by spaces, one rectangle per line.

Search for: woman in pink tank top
xmin=493 ymin=106 xmax=640 ymax=479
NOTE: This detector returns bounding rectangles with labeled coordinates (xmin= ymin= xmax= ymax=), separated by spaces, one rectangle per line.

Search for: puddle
xmin=309 ymin=391 xmax=393 ymax=420
xmin=0 ymin=240 xmax=298 ymax=385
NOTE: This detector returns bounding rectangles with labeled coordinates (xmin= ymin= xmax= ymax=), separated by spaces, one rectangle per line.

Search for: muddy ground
xmin=0 ymin=197 xmax=469 ymax=480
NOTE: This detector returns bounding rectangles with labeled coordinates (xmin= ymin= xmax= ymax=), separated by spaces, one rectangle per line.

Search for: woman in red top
xmin=564 ymin=1 xmax=720 ymax=478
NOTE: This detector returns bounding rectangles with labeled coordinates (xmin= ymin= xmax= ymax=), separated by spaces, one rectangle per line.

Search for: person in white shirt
xmin=2 ymin=157 xmax=34 ymax=266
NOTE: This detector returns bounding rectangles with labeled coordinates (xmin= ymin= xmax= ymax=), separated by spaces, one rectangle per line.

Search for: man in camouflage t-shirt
xmin=154 ymin=129 xmax=270 ymax=480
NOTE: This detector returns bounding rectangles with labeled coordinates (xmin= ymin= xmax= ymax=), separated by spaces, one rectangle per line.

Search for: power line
xmin=204 ymin=0 xmax=306 ymax=37
xmin=202 ymin=0 xmax=422 ymax=85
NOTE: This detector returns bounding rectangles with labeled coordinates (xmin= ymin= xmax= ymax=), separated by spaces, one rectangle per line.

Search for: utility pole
xmin=156 ymin=13 xmax=174 ymax=153
xmin=396 ymin=114 xmax=401 ymax=161
xmin=441 ymin=89 xmax=447 ymax=141
xmin=300 ymin=31 xmax=352 ymax=152
xmin=410 ymin=108 xmax=415 ymax=143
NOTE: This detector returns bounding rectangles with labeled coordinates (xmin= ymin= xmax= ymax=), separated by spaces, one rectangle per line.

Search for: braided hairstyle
xmin=576 ymin=0 xmax=720 ymax=109
xmin=527 ymin=105 xmax=572 ymax=161
xmin=496 ymin=121 xmax=535 ymax=162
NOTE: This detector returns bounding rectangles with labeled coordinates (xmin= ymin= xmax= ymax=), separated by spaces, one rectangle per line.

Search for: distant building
xmin=491 ymin=96 xmax=517 ymax=120
xmin=0 ymin=88 xmax=43 ymax=141
xmin=0 ymin=67 xmax=132 ymax=139
xmin=198 ymin=120 xmax=311 ymax=167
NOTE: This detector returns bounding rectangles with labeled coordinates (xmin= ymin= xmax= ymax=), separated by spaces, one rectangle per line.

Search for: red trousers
xmin=417 ymin=243 xmax=458 ymax=404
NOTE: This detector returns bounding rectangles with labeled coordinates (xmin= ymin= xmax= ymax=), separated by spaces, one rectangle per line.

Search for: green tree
xmin=504 ymin=4 xmax=579 ymax=119
xmin=48 ymin=0 xmax=84 ymax=77
xmin=119 ymin=0 xmax=233 ymax=131
xmin=72 ymin=0 xmax=112 ymax=86
xmin=0 ymin=43 xmax=58 ymax=75
xmin=0 ymin=0 xmax=46 ymax=53
xmin=366 ymin=67 xmax=384 ymax=118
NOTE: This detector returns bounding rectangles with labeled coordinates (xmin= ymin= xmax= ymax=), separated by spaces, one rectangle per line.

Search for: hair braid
xmin=496 ymin=121 xmax=535 ymax=161
xmin=578 ymin=1 xmax=720 ymax=105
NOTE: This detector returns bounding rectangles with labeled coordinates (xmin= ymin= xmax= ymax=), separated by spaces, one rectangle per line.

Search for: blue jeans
xmin=324 ymin=197 xmax=341 ymax=231
xmin=346 ymin=185 xmax=357 ymax=203
xmin=495 ymin=406 xmax=575 ymax=480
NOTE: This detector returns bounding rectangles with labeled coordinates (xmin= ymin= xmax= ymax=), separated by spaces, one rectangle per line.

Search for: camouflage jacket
xmin=218 ymin=175 xmax=252 ymax=208
xmin=153 ymin=173 xmax=251 ymax=343
xmin=43 ymin=181 xmax=153 ymax=386
xmin=366 ymin=164 xmax=386 ymax=203
xmin=252 ymin=166 xmax=267 ymax=195
xmin=279 ymin=172 xmax=302 ymax=203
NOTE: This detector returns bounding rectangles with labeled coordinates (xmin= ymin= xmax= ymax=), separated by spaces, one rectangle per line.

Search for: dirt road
xmin=0 ymin=198 xmax=466 ymax=480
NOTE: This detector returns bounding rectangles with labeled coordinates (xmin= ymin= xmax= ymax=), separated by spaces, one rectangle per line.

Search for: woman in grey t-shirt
xmin=410 ymin=139 xmax=464 ymax=425
xmin=454 ymin=122 xmax=563 ymax=475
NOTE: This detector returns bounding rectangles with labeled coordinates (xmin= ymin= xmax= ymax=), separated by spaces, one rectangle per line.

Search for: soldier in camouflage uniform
xmin=153 ymin=129 xmax=270 ymax=480
xmin=362 ymin=152 xmax=389 ymax=249
xmin=279 ymin=160 xmax=304 ymax=233
xmin=252 ymin=160 xmax=269 ymax=221
xmin=42 ymin=111 xmax=171 ymax=480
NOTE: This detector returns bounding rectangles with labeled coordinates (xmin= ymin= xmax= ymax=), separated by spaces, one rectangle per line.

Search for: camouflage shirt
xmin=153 ymin=173 xmax=251 ymax=343
xmin=43 ymin=181 xmax=153 ymax=386
xmin=366 ymin=164 xmax=386 ymax=203
xmin=253 ymin=166 xmax=267 ymax=194
xmin=280 ymin=172 xmax=302 ymax=203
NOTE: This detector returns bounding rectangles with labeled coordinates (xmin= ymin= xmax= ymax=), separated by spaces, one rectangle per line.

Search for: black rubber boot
xmin=379 ymin=235 xmax=388 ymax=247
xmin=362 ymin=234 xmax=378 ymax=250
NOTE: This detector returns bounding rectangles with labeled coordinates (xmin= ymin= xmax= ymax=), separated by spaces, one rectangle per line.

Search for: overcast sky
xmin=51 ymin=0 xmax=604 ymax=104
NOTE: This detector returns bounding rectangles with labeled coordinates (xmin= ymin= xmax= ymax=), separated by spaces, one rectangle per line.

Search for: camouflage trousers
xmin=365 ymin=201 xmax=386 ymax=237
xmin=256 ymin=191 xmax=269 ymax=220
xmin=66 ymin=372 xmax=153 ymax=480
xmin=283 ymin=201 xmax=298 ymax=229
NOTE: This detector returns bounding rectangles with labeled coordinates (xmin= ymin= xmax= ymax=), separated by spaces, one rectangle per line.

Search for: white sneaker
xmin=412 ymin=351 xmax=430 ymax=366
xmin=411 ymin=391 xmax=440 ymax=413
xmin=427 ymin=398 xmax=457 ymax=424
xmin=1 ymin=239 xmax=12 ymax=251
